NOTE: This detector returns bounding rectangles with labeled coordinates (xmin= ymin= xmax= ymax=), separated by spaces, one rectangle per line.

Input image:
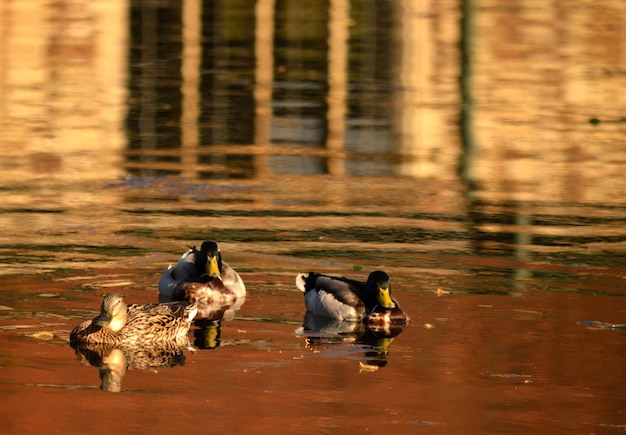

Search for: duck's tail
xmin=186 ymin=302 xmax=199 ymax=323
xmin=295 ymin=272 xmax=322 ymax=293
xmin=295 ymin=273 xmax=309 ymax=293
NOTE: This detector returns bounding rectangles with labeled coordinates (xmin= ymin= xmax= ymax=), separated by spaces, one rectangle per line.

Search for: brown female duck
xmin=70 ymin=293 xmax=197 ymax=347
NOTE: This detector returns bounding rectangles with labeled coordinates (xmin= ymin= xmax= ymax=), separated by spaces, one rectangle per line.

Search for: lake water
xmin=1 ymin=0 xmax=625 ymax=433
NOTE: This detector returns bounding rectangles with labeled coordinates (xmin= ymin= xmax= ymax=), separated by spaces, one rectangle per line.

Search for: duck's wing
xmin=158 ymin=250 xmax=202 ymax=301
xmin=170 ymin=250 xmax=201 ymax=281
xmin=128 ymin=301 xmax=197 ymax=324
xmin=158 ymin=268 xmax=186 ymax=302
xmin=121 ymin=302 xmax=196 ymax=346
xmin=70 ymin=318 xmax=100 ymax=345
xmin=220 ymin=261 xmax=246 ymax=298
xmin=298 ymin=272 xmax=364 ymax=307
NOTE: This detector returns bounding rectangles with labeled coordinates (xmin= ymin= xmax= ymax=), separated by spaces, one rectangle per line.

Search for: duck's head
xmin=200 ymin=241 xmax=223 ymax=278
xmin=96 ymin=293 xmax=128 ymax=333
xmin=366 ymin=271 xmax=396 ymax=310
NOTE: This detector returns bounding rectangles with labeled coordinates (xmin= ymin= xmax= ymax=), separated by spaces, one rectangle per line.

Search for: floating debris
xmin=487 ymin=372 xmax=533 ymax=380
xmin=589 ymin=117 xmax=626 ymax=125
xmin=434 ymin=288 xmax=450 ymax=296
xmin=28 ymin=331 xmax=55 ymax=340
xmin=359 ymin=361 xmax=379 ymax=373
xmin=578 ymin=321 xmax=626 ymax=331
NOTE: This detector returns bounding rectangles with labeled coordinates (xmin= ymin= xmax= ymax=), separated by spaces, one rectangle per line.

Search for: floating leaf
xmin=29 ymin=331 xmax=55 ymax=340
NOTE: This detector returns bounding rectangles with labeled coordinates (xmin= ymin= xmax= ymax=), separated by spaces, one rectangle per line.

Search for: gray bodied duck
xmin=295 ymin=270 xmax=409 ymax=327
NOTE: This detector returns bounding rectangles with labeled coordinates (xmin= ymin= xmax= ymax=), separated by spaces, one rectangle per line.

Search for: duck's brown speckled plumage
xmin=70 ymin=293 xmax=197 ymax=347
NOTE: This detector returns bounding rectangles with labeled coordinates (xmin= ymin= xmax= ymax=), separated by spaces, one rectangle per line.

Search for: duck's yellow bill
xmin=377 ymin=287 xmax=396 ymax=309
xmin=206 ymin=256 xmax=221 ymax=277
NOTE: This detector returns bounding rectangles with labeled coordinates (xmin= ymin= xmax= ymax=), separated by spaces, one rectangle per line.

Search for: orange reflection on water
xmin=0 ymin=1 xmax=625 ymax=434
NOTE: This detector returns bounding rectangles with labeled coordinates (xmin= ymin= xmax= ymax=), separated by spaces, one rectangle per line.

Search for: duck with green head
xmin=158 ymin=241 xmax=246 ymax=319
xmin=295 ymin=271 xmax=409 ymax=325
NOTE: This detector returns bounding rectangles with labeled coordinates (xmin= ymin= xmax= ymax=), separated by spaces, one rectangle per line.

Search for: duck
xmin=70 ymin=293 xmax=197 ymax=348
xmin=295 ymin=271 xmax=409 ymax=325
xmin=158 ymin=241 xmax=246 ymax=319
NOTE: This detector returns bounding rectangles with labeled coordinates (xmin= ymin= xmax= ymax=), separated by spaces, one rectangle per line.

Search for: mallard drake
xmin=70 ymin=293 xmax=197 ymax=347
xmin=158 ymin=241 xmax=246 ymax=319
xmin=295 ymin=271 xmax=409 ymax=325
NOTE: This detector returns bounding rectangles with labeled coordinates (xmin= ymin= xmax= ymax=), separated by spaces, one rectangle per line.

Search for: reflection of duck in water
xmin=359 ymin=328 xmax=402 ymax=370
xmin=193 ymin=319 xmax=222 ymax=349
xmin=70 ymin=293 xmax=197 ymax=348
xmin=73 ymin=345 xmax=188 ymax=392
xmin=99 ymin=348 xmax=126 ymax=392
xmin=295 ymin=271 xmax=409 ymax=328
xmin=297 ymin=312 xmax=405 ymax=370
xmin=158 ymin=241 xmax=246 ymax=320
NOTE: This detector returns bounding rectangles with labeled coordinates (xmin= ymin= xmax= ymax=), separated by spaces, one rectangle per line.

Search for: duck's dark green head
xmin=200 ymin=241 xmax=223 ymax=278
xmin=367 ymin=271 xmax=396 ymax=310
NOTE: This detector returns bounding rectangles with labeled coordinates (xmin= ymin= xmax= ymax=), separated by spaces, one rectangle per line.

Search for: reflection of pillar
xmin=127 ymin=0 xmax=183 ymax=175
xmin=139 ymin=4 xmax=158 ymax=153
xmin=392 ymin=0 xmax=430 ymax=177
xmin=459 ymin=0 xmax=475 ymax=184
xmin=97 ymin=1 xmax=128 ymax=169
xmin=513 ymin=213 xmax=532 ymax=287
xmin=391 ymin=0 xmax=459 ymax=178
xmin=198 ymin=3 xmax=255 ymax=178
xmin=181 ymin=0 xmax=201 ymax=179
xmin=326 ymin=0 xmax=349 ymax=176
xmin=254 ymin=0 xmax=275 ymax=177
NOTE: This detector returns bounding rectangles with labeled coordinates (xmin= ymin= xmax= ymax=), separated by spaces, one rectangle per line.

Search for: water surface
xmin=1 ymin=0 xmax=625 ymax=433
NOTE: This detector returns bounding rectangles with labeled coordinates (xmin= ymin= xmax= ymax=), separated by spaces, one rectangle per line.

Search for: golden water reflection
xmin=1 ymin=1 xmax=626 ymax=433
xmin=1 ymin=0 xmax=624 ymax=204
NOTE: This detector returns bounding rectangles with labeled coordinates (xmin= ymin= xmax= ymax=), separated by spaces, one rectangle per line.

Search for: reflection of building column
xmin=391 ymin=0 xmax=460 ymax=178
xmin=139 ymin=4 xmax=158 ymax=152
xmin=126 ymin=1 xmax=183 ymax=175
xmin=254 ymin=0 xmax=275 ymax=177
xmin=513 ymin=213 xmax=532 ymax=287
xmin=326 ymin=0 xmax=349 ymax=176
xmin=392 ymin=0 xmax=430 ymax=177
xmin=198 ymin=3 xmax=255 ymax=179
xmin=459 ymin=0 xmax=475 ymax=184
xmin=181 ymin=0 xmax=201 ymax=179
